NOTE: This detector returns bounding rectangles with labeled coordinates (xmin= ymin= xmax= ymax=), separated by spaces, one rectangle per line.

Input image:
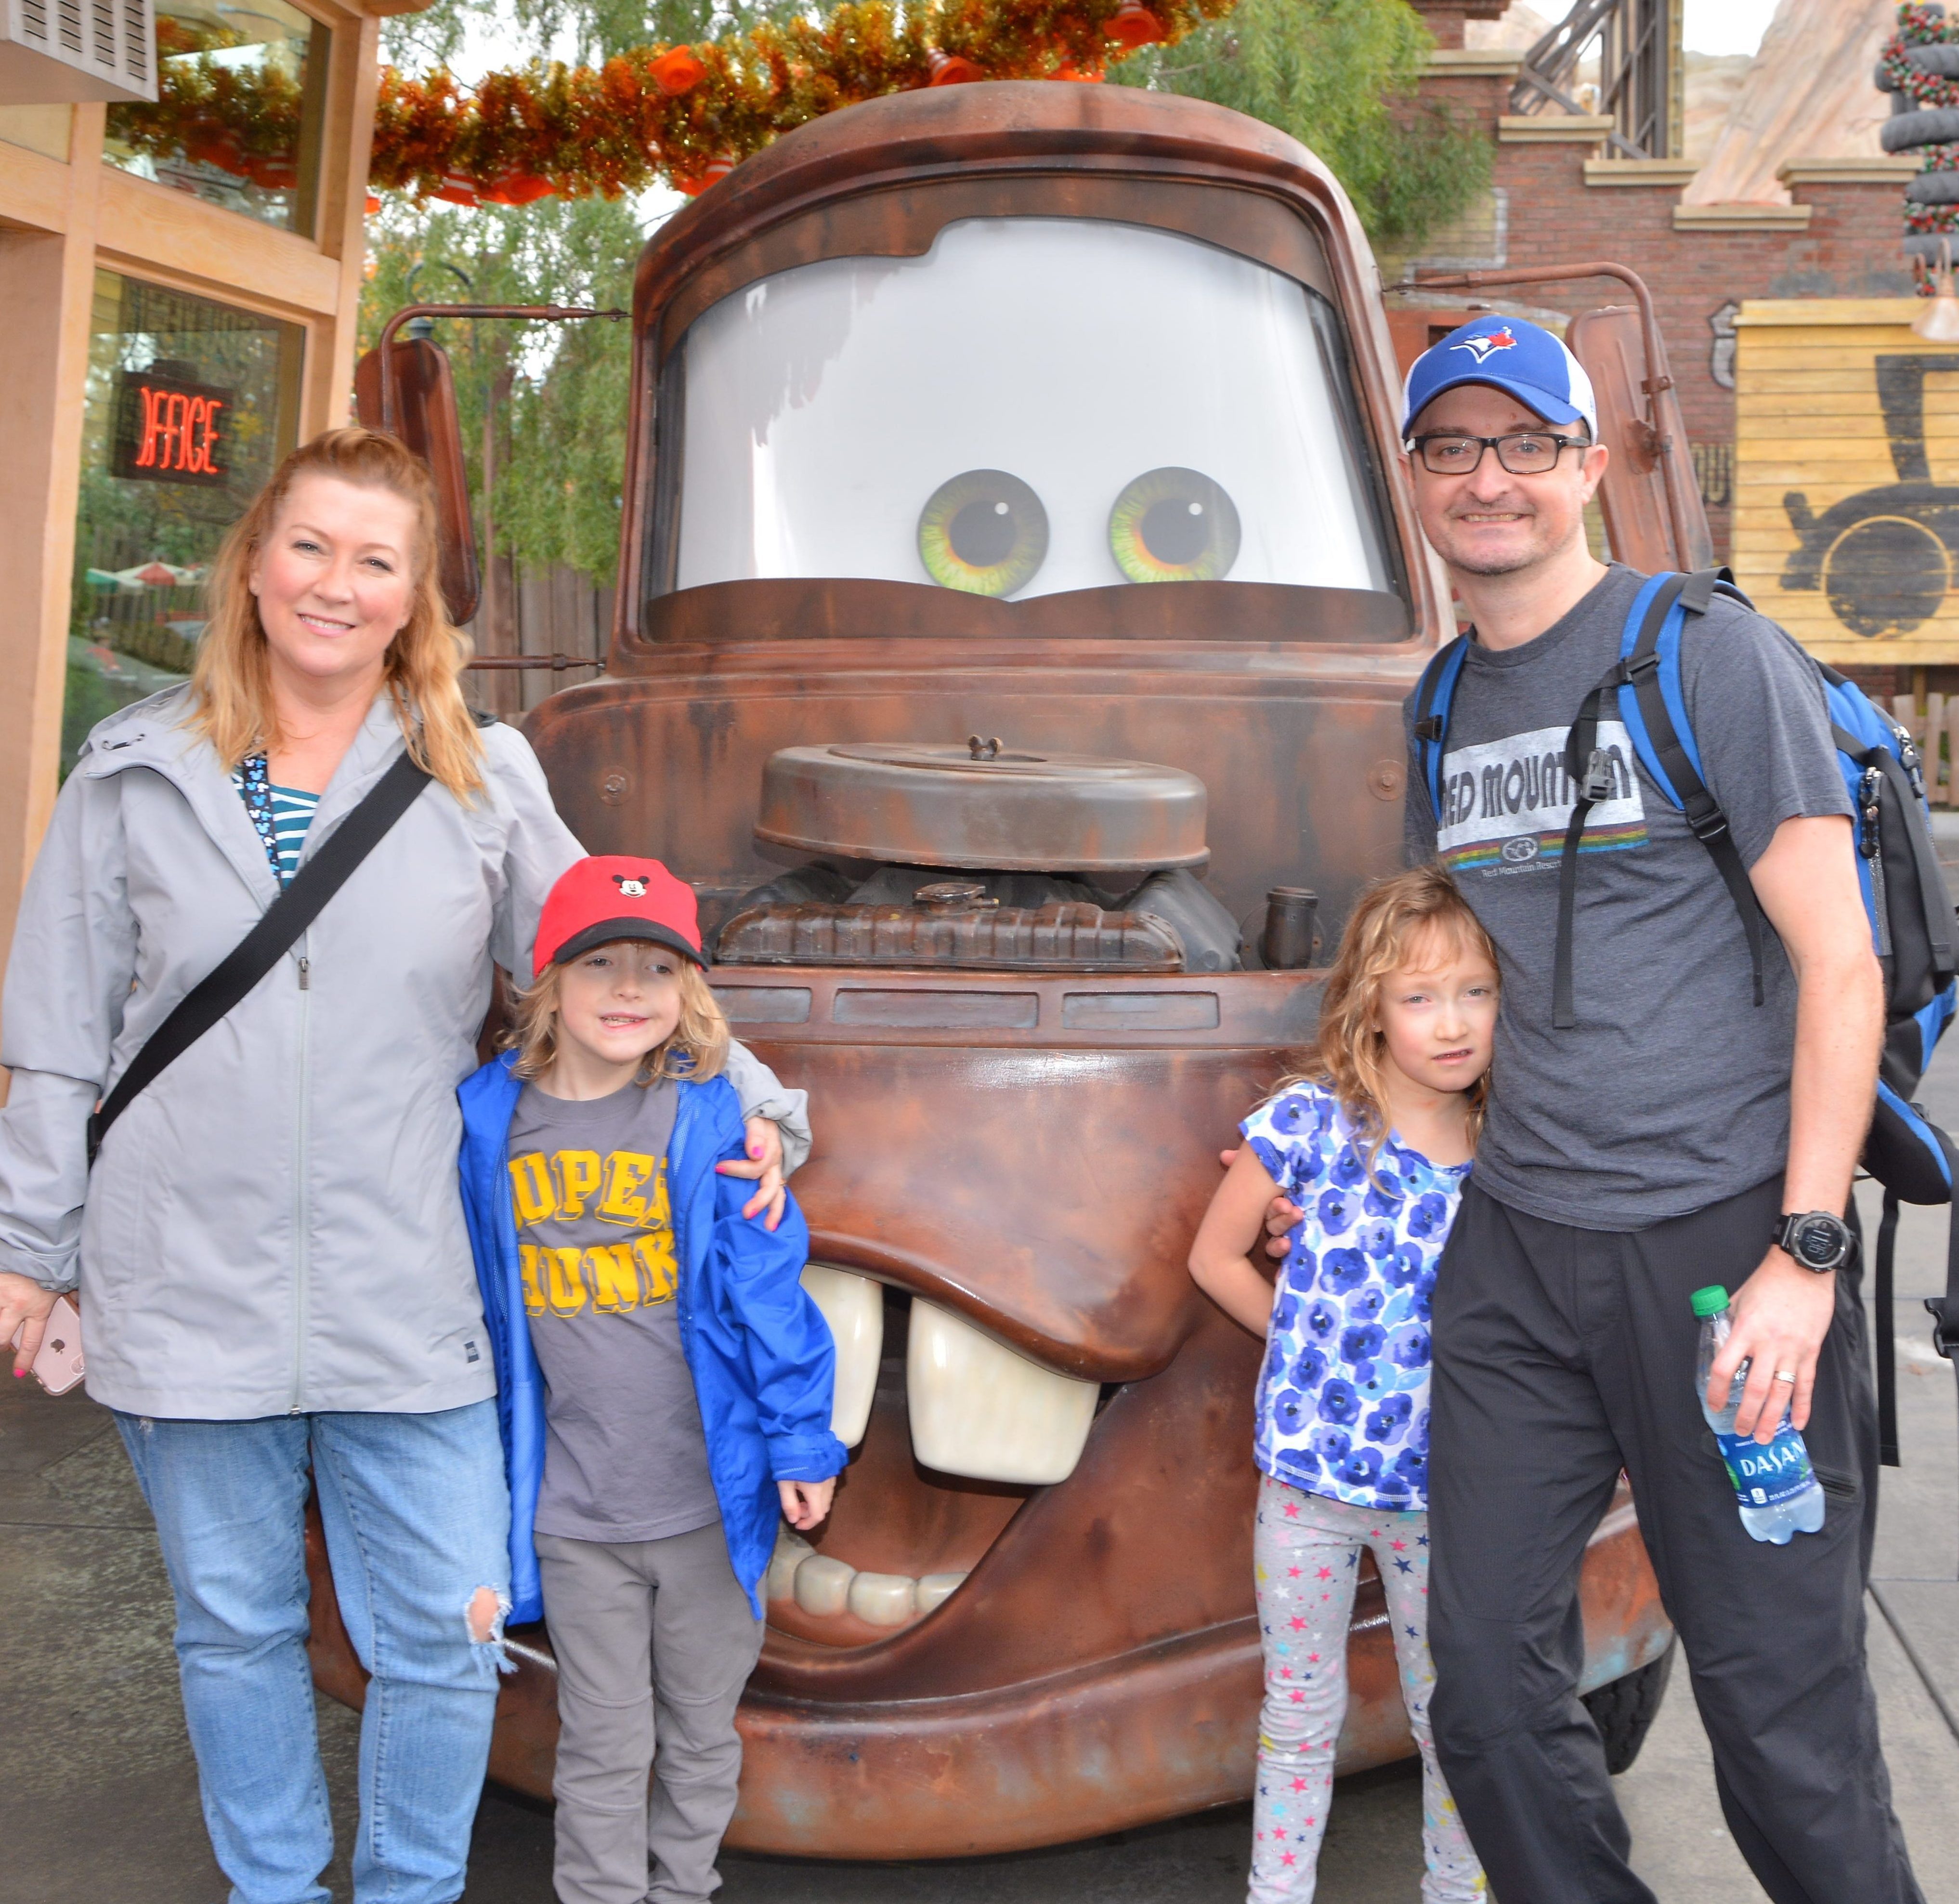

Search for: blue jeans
xmin=116 ymin=1402 xmax=511 ymax=1904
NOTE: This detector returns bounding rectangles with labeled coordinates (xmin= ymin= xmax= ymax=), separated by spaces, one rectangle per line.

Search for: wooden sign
xmin=111 ymin=368 xmax=231 ymax=486
xmin=1735 ymin=299 xmax=1959 ymax=664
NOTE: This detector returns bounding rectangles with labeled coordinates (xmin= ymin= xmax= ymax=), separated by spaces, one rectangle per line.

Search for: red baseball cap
xmin=534 ymin=856 xmax=708 ymax=971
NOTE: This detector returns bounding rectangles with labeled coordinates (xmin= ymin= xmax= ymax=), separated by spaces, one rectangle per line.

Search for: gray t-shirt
xmin=1403 ymin=565 xmax=1851 ymax=1231
xmin=509 ymin=1076 xmax=719 ymax=1542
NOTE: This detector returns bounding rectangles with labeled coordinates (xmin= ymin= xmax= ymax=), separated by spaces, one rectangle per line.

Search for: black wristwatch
xmin=1773 ymin=1210 xmax=1855 ymax=1273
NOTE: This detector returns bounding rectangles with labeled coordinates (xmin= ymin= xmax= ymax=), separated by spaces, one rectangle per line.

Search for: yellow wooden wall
xmin=1735 ymin=299 xmax=1959 ymax=665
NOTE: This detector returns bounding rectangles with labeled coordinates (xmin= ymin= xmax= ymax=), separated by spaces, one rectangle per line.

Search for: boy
xmin=459 ymin=855 xmax=845 ymax=1904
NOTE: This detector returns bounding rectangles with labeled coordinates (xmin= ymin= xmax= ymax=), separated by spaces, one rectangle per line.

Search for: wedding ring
xmin=1772 ymin=1370 xmax=1797 ymax=1383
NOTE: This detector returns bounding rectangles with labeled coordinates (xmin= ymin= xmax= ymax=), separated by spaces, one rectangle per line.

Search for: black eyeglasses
xmin=1405 ymin=431 xmax=1589 ymax=475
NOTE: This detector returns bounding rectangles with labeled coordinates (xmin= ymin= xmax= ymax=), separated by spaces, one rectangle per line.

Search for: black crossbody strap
xmin=87 ymin=748 xmax=432 ymax=1164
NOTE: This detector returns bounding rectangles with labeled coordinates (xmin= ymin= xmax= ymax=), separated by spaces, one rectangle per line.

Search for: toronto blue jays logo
xmin=1451 ymin=327 xmax=1517 ymax=365
xmin=613 ymin=874 xmax=649 ymax=897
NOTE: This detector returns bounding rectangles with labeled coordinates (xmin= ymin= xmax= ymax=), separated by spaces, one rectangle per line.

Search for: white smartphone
xmin=10 ymin=1294 xmax=84 ymax=1396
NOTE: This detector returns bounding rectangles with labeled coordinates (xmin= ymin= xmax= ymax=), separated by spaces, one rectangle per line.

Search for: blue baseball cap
xmin=1401 ymin=315 xmax=1598 ymax=441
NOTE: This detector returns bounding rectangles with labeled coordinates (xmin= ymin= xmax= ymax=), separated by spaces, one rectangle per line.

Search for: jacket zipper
xmin=291 ymin=932 xmax=312 ymax=1413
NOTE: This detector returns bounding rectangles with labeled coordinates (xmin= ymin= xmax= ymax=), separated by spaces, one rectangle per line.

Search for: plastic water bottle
xmin=1690 ymin=1285 xmax=1825 ymax=1545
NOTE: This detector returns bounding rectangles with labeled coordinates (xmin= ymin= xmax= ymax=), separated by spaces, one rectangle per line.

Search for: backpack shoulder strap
xmin=1615 ymin=568 xmax=1769 ymax=1010
xmin=1412 ymin=632 xmax=1471 ymax=826
xmin=1549 ymin=574 xmax=1684 ymax=1028
xmin=1552 ymin=572 xmax=1769 ymax=1027
xmin=87 ymin=748 xmax=434 ymax=1163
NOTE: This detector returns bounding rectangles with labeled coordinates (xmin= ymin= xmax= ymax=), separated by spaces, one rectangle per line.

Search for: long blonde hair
xmin=507 ymin=950 xmax=730 ymax=1088
xmin=189 ymin=427 xmax=483 ymax=799
xmin=1280 ymin=865 xmax=1496 ymax=1168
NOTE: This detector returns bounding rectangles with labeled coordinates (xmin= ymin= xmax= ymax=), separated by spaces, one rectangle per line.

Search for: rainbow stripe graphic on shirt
xmin=1435 ymin=719 xmax=1649 ymax=876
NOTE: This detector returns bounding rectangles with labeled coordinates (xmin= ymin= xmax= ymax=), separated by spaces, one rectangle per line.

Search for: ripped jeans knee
xmin=467 ymin=1584 xmax=516 ymax=1675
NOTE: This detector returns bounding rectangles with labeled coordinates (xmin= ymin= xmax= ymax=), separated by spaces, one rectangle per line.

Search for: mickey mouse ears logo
xmin=1451 ymin=327 xmax=1518 ymax=365
xmin=612 ymin=874 xmax=649 ymax=897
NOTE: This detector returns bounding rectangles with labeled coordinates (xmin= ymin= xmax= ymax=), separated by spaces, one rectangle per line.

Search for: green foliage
xmin=1110 ymin=0 xmax=1489 ymax=248
xmin=364 ymin=0 xmax=804 ymax=583
xmin=362 ymin=190 xmax=642 ymax=582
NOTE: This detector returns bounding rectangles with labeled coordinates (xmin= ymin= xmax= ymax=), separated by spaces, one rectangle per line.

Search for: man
xmin=1376 ymin=315 xmax=1911 ymax=1901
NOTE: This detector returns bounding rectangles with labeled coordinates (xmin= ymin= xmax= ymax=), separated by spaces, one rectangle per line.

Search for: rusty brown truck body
xmin=318 ymin=79 xmax=1695 ymax=1857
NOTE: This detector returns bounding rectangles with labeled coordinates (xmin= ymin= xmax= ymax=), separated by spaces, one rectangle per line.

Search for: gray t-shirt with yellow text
xmin=509 ymin=1076 xmax=719 ymax=1542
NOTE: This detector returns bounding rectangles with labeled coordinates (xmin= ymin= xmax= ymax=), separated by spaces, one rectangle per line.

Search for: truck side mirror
xmin=353 ymin=334 xmax=482 ymax=627
xmin=1568 ymin=304 xmax=1713 ymax=575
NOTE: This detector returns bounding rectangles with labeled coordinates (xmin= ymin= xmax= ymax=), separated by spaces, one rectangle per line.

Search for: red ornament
xmin=927 ymin=49 xmax=982 ymax=84
xmin=365 ymin=193 xmax=381 ymax=213
xmin=650 ymin=46 xmax=706 ymax=95
xmin=480 ymin=171 xmax=555 ymax=205
xmin=431 ymin=170 xmax=481 ymax=206
xmin=1104 ymin=1 xmax=1163 ymax=48
xmin=675 ymin=153 xmax=736 ymax=196
xmin=1052 ymin=63 xmax=1105 ymax=80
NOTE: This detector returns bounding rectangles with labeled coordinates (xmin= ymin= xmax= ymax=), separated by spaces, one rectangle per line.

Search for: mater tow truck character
xmin=327 ymin=79 xmax=1698 ymax=1859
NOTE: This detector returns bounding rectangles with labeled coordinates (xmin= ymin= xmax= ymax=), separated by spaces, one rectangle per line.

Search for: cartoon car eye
xmin=917 ymin=469 xmax=1049 ymax=596
xmin=1107 ymin=467 xmax=1241 ymax=583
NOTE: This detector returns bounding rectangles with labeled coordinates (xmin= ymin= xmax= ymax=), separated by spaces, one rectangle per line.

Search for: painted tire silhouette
xmin=1822 ymin=514 xmax=1950 ymax=637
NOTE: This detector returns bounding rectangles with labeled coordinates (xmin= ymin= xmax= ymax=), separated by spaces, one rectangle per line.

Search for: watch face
xmin=1792 ymin=1216 xmax=1846 ymax=1269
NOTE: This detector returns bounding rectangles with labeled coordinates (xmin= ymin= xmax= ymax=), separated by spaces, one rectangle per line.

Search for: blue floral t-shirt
xmin=1241 ymin=1080 xmax=1468 ymax=1513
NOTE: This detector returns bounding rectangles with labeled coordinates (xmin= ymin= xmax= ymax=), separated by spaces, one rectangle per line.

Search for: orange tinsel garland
xmin=116 ymin=0 xmax=1233 ymax=206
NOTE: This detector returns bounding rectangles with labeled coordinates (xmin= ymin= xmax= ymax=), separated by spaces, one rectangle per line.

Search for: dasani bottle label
xmin=1713 ymin=1425 xmax=1814 ymax=1510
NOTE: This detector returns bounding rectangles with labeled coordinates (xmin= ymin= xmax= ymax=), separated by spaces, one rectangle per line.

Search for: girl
xmin=1188 ymin=866 xmax=1496 ymax=1904
xmin=458 ymin=853 xmax=845 ymax=1904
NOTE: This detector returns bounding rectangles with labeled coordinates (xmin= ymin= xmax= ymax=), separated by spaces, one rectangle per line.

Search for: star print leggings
xmin=1250 ymin=1473 xmax=1485 ymax=1904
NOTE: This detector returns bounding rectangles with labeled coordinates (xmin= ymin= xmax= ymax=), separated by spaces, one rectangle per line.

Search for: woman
xmin=0 ymin=428 xmax=805 ymax=1904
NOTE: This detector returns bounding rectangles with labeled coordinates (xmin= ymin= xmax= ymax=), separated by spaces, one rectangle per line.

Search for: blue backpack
xmin=1413 ymin=569 xmax=1959 ymax=1465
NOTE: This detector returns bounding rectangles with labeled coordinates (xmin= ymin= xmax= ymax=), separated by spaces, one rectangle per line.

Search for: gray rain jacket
xmin=0 ymin=688 xmax=808 ymax=1420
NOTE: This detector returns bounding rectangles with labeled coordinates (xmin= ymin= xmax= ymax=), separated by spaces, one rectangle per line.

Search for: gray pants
xmin=1429 ymin=1176 xmax=1920 ymax=1904
xmin=537 ymin=1523 xmax=763 ymax=1904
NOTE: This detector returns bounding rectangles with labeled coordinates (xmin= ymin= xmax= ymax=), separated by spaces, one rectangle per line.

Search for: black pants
xmin=1427 ymin=1176 xmax=1921 ymax=1904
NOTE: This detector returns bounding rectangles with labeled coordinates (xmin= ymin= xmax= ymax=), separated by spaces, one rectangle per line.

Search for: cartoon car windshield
xmin=668 ymin=217 xmax=1392 ymax=601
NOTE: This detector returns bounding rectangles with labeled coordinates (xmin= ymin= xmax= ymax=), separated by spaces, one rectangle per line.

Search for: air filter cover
xmin=755 ymin=740 xmax=1208 ymax=873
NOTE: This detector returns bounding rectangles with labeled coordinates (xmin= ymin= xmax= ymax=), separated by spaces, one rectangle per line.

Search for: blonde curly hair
xmin=1278 ymin=865 xmax=1496 ymax=1169
xmin=190 ymin=427 xmax=483 ymax=799
xmin=507 ymin=947 xmax=729 ymax=1087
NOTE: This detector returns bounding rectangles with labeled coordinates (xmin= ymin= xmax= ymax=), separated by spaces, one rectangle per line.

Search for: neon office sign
xmin=112 ymin=368 xmax=233 ymax=486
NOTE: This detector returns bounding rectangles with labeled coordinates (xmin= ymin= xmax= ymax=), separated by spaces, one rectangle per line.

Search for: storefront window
xmin=65 ymin=271 xmax=302 ymax=771
xmin=103 ymin=1 xmax=329 ymax=235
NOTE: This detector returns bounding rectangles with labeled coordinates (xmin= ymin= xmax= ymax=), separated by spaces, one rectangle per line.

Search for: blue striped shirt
xmin=232 ymin=754 xmax=321 ymax=887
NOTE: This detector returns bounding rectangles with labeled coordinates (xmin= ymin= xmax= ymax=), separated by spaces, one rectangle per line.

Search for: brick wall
xmin=1405 ymin=63 xmax=1916 ymax=565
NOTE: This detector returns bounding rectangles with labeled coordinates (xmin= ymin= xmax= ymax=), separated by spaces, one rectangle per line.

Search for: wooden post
xmin=305 ymin=7 xmax=380 ymax=435
xmin=0 ymin=106 xmax=104 ymax=1023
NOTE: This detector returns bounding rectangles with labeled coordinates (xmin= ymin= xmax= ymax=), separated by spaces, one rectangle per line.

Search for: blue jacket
xmin=457 ymin=1052 xmax=846 ymax=1620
